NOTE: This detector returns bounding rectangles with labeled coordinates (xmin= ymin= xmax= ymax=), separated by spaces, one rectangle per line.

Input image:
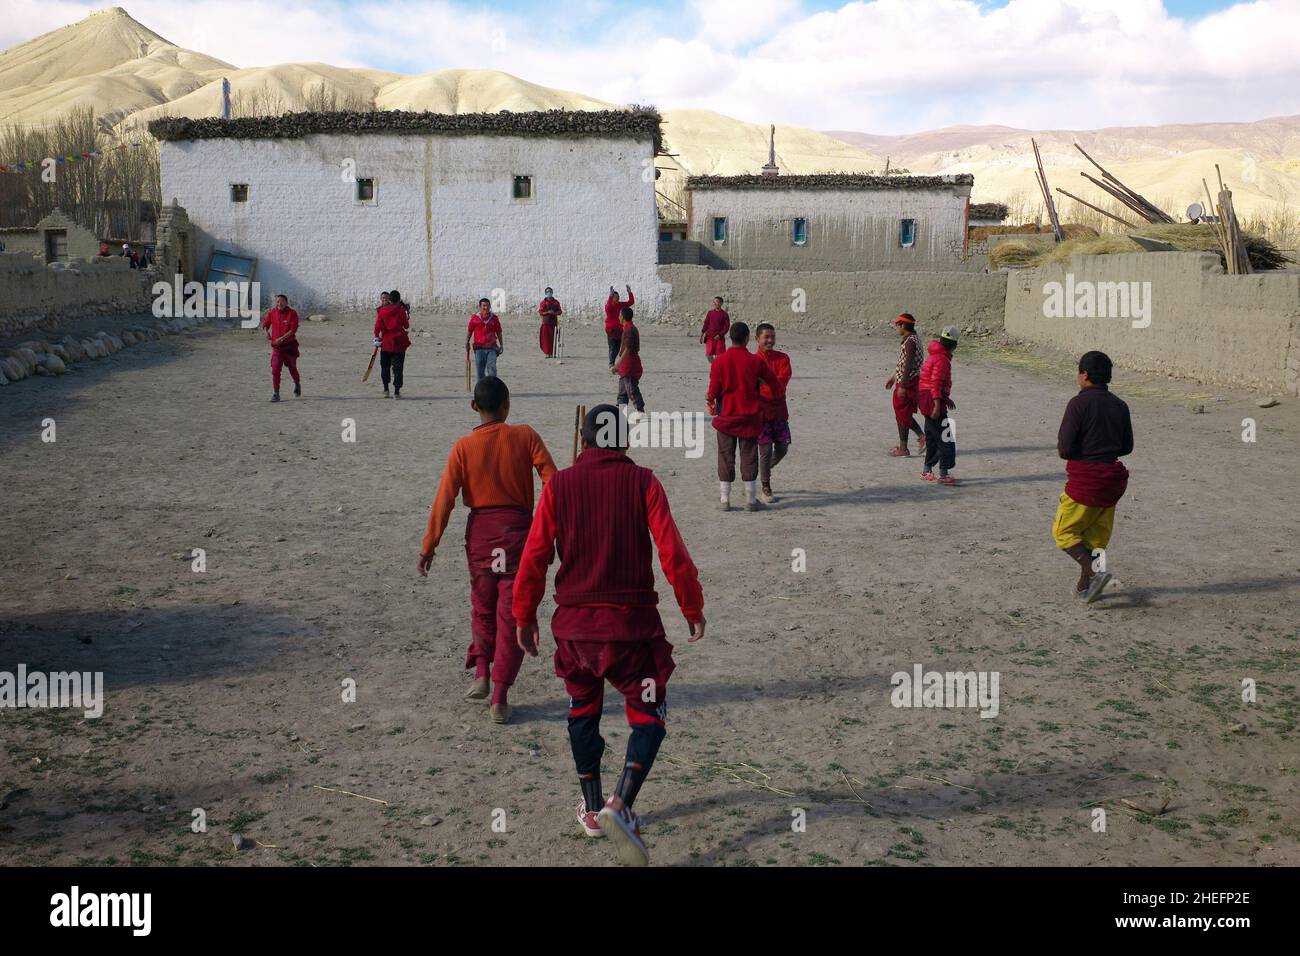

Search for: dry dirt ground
xmin=1 ymin=312 xmax=1297 ymax=868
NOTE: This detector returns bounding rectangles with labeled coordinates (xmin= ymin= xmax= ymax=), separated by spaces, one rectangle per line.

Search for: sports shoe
xmin=1084 ymin=571 xmax=1113 ymax=604
xmin=920 ymin=471 xmax=937 ymax=482
xmin=270 ymin=392 xmax=280 ymax=402
xmin=393 ymin=390 xmax=401 ymax=400
xmin=293 ymin=383 xmax=301 ymax=397
xmin=759 ymin=487 xmax=777 ymax=504
xmin=597 ymin=801 xmax=649 ymax=866
xmin=490 ymin=703 xmax=512 ymax=724
xmin=464 ymin=678 xmax=489 ymax=702
xmin=719 ymin=499 xmax=731 ymax=512
xmin=936 ymin=475 xmax=959 ymax=485
xmin=746 ymin=498 xmax=766 ymax=512
xmin=382 ymin=387 xmax=389 ymax=397
xmin=577 ymin=802 xmax=603 ymax=838
xmin=890 ymin=446 xmax=911 ymax=457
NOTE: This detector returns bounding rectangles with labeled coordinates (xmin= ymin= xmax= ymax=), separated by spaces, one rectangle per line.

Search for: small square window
xmin=356 ymin=178 xmax=375 ymax=202
xmin=513 ymin=175 xmax=533 ymax=199
xmin=899 ymin=218 xmax=916 ymax=248
xmin=792 ymin=217 xmax=808 ymax=245
xmin=712 ymin=217 xmax=728 ymax=243
xmin=230 ymin=184 xmax=249 ymax=203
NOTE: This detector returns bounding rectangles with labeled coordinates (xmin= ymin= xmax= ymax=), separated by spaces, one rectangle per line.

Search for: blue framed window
xmin=899 ymin=218 xmax=916 ymax=247
xmin=792 ymin=217 xmax=807 ymax=245
xmin=712 ymin=217 xmax=727 ymax=242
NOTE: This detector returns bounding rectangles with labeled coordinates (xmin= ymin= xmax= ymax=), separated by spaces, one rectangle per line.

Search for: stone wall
xmin=1004 ymin=251 xmax=1300 ymax=396
xmin=658 ymin=264 xmax=1008 ymax=337
xmin=0 ymin=252 xmax=153 ymax=336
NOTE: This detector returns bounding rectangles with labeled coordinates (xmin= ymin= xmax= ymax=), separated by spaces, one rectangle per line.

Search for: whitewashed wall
xmin=160 ymin=133 xmax=667 ymax=317
xmin=687 ymin=187 xmax=973 ymax=271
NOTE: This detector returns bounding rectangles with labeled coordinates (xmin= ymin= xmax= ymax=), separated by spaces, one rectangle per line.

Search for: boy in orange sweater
xmin=418 ymin=377 xmax=557 ymax=723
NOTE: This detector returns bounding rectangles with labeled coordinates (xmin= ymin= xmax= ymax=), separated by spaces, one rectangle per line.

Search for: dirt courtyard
xmin=1 ymin=311 xmax=1297 ymax=867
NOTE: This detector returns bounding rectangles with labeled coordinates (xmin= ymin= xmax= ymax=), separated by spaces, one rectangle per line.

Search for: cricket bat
xmin=361 ymin=347 xmax=378 ymax=383
xmin=464 ymin=352 xmax=471 ymax=392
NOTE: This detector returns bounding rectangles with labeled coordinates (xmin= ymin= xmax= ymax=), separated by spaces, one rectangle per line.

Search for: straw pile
xmin=989 ymin=223 xmax=1292 ymax=271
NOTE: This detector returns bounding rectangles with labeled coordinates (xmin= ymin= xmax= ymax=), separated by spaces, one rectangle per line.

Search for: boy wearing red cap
xmin=885 ymin=313 xmax=925 ymax=457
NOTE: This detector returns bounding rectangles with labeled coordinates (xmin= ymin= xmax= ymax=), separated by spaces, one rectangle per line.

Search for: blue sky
xmin=8 ymin=0 xmax=1300 ymax=133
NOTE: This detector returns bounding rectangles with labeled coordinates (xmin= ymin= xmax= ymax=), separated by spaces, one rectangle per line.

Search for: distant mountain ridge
xmin=4 ymin=7 xmax=1299 ymax=221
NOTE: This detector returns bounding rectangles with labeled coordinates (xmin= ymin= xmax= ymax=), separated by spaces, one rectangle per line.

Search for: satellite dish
xmin=1186 ymin=202 xmax=1204 ymax=222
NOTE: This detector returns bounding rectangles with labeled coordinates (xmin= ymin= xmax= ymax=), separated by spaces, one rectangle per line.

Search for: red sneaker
xmin=920 ymin=472 xmax=938 ymax=482
xmin=937 ymin=475 xmax=959 ymax=485
xmin=597 ymin=800 xmax=649 ymax=866
xmin=576 ymin=802 xmax=603 ymax=838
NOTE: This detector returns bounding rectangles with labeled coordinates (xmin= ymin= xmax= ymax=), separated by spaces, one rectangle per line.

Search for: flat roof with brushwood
xmin=686 ymin=173 xmax=974 ymax=191
xmin=969 ymin=202 xmax=1009 ymax=220
xmin=149 ymin=107 xmax=663 ymax=153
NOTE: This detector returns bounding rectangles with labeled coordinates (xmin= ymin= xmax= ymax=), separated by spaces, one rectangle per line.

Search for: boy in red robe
xmin=707 ymin=322 xmax=780 ymax=511
xmin=699 ymin=297 xmax=730 ymax=362
xmin=604 ymin=285 xmax=634 ymax=371
xmin=754 ymin=323 xmax=792 ymax=504
xmin=1053 ymin=351 xmax=1133 ymax=603
xmin=419 ymin=377 xmax=557 ymax=723
xmin=538 ymin=287 xmax=562 ymax=358
xmin=514 ymin=404 xmax=705 ymax=866
xmin=261 ymin=293 xmax=301 ymax=402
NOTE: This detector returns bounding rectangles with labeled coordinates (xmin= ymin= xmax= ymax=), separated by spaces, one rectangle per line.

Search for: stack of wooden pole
xmin=1074 ymin=143 xmax=1175 ymax=225
xmin=1031 ymin=138 xmax=1065 ymax=242
xmin=1204 ymin=165 xmax=1253 ymax=275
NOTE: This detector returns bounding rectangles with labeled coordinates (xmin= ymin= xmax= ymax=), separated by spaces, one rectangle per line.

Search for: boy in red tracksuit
xmin=754 ymin=323 xmax=792 ymax=504
xmin=419 ymin=376 xmax=557 ymax=724
xmin=514 ymin=404 xmax=705 ymax=867
xmin=373 ymin=289 xmax=411 ymax=398
xmin=707 ymin=322 xmax=780 ymax=512
xmin=538 ymin=287 xmax=562 ymax=358
xmin=613 ymin=306 xmax=645 ymax=418
xmin=604 ymin=285 xmax=634 ymax=371
xmin=699 ymin=297 xmax=730 ymax=362
xmin=262 ymin=293 xmax=301 ymax=402
xmin=917 ymin=325 xmax=959 ymax=484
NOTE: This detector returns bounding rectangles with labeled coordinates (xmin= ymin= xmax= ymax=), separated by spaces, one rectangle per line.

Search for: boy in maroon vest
xmin=514 ymin=404 xmax=705 ymax=866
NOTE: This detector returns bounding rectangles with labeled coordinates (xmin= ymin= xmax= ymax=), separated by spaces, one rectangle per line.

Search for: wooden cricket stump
xmin=572 ymin=403 xmax=587 ymax=464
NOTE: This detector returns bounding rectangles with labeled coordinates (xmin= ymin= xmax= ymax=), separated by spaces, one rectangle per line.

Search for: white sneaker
xmin=597 ymin=802 xmax=649 ymax=866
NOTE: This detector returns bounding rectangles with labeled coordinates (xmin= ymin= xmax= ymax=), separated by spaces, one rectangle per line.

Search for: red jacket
xmin=707 ymin=344 xmax=780 ymax=439
xmin=917 ymin=339 xmax=953 ymax=418
xmin=468 ymin=312 xmax=502 ymax=349
xmin=757 ymin=348 xmax=792 ymax=422
xmin=513 ymin=448 xmax=704 ymax=633
xmin=373 ymin=303 xmax=410 ymax=352
xmin=604 ymin=291 xmax=634 ymax=335
xmin=262 ymin=307 xmax=299 ymax=346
